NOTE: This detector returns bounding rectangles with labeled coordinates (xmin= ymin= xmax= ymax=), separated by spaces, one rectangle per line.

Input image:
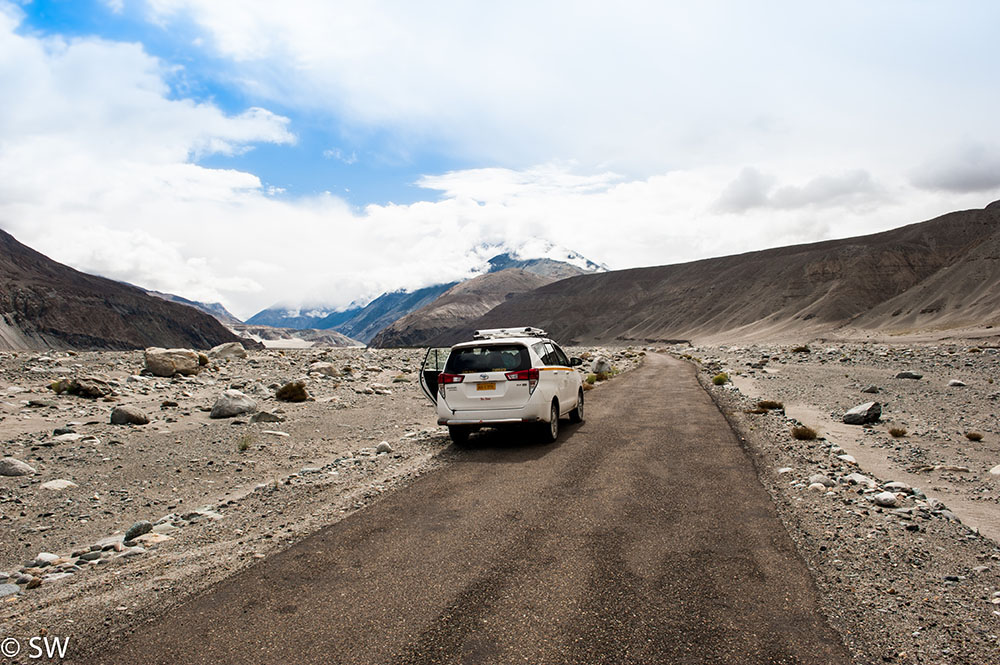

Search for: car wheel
xmin=569 ymin=389 xmax=584 ymax=423
xmin=448 ymin=426 xmax=471 ymax=446
xmin=539 ymin=401 xmax=559 ymax=443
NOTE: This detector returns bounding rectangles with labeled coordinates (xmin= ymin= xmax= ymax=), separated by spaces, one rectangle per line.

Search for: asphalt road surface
xmin=77 ymin=354 xmax=849 ymax=664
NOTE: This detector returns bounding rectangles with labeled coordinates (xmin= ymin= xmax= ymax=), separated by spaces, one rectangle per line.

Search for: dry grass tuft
xmin=965 ymin=431 xmax=984 ymax=442
xmin=757 ymin=400 xmax=784 ymax=410
xmin=888 ymin=427 xmax=907 ymax=438
xmin=712 ymin=372 xmax=729 ymax=385
xmin=791 ymin=425 xmax=818 ymax=440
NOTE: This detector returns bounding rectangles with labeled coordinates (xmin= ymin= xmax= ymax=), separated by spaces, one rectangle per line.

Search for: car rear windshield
xmin=445 ymin=344 xmax=530 ymax=374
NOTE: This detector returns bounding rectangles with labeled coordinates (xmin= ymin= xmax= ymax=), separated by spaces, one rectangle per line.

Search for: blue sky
xmin=2 ymin=0 xmax=1000 ymax=318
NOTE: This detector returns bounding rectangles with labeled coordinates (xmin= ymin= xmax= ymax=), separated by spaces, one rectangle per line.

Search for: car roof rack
xmin=473 ymin=327 xmax=548 ymax=340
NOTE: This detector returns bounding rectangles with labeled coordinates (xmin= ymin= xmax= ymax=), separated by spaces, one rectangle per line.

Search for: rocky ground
xmin=685 ymin=341 xmax=1000 ymax=664
xmin=0 ymin=344 xmax=640 ymax=660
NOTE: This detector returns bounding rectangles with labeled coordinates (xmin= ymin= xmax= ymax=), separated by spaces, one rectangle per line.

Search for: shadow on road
xmin=445 ymin=421 xmax=585 ymax=463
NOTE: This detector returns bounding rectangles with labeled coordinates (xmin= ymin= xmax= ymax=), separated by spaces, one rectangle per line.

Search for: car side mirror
xmin=570 ymin=357 xmax=583 ymax=367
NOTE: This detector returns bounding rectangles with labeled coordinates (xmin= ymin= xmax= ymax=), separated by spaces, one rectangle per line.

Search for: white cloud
xmin=911 ymin=142 xmax=1000 ymax=193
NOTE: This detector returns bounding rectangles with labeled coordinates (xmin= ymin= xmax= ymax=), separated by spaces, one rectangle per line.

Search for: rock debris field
xmin=687 ymin=341 xmax=1000 ymax=664
xmin=0 ymin=343 xmax=640 ymax=655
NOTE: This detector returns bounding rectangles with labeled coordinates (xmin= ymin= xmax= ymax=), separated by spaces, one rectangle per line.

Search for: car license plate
xmin=476 ymin=382 xmax=496 ymax=391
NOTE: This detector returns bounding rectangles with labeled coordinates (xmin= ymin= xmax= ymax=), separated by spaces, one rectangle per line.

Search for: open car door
xmin=419 ymin=347 xmax=451 ymax=405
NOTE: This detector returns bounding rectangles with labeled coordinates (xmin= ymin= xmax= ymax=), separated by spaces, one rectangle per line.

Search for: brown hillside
xmin=0 ymin=228 xmax=246 ymax=351
xmin=370 ymin=269 xmax=554 ymax=347
xmin=428 ymin=205 xmax=1000 ymax=346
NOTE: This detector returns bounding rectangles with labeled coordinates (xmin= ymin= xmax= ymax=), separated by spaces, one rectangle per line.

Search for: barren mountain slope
xmin=370 ymin=269 xmax=555 ymax=347
xmin=0 ymin=229 xmax=244 ymax=351
xmin=430 ymin=205 xmax=1000 ymax=346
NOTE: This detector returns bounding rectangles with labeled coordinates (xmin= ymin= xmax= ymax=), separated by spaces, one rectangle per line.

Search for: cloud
xmin=715 ymin=168 xmax=887 ymax=213
xmin=910 ymin=142 xmax=1000 ymax=193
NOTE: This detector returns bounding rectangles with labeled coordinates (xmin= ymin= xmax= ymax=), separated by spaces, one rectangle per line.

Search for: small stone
xmin=208 ymin=342 xmax=247 ymax=360
xmin=837 ymin=454 xmax=858 ymax=465
xmin=895 ymin=371 xmax=923 ymax=380
xmin=807 ymin=482 xmax=828 ymax=492
xmin=25 ymin=577 xmax=42 ymax=589
xmin=31 ymin=552 xmax=59 ymax=567
xmin=0 ymin=457 xmax=36 ymax=476
xmin=131 ymin=532 xmax=173 ymax=547
xmin=842 ymin=473 xmax=876 ymax=488
xmin=110 ymin=405 xmax=150 ymax=425
xmin=123 ymin=520 xmax=153 ymax=542
xmin=843 ymin=401 xmax=881 ymax=425
xmin=861 ymin=385 xmax=879 ymax=394
xmin=0 ymin=583 xmax=20 ymax=597
xmin=144 ymin=348 xmax=201 ymax=377
xmin=40 ymin=479 xmax=78 ymax=491
xmin=884 ymin=481 xmax=911 ymax=493
xmin=989 ymin=464 xmax=1000 ymax=476
xmin=948 ymin=379 xmax=967 ymax=387
xmin=873 ymin=491 xmax=898 ymax=507
xmin=808 ymin=474 xmax=835 ymax=487
xmin=776 ymin=467 xmax=793 ymax=474
xmin=376 ymin=441 xmax=393 ymax=454
xmin=250 ymin=411 xmax=285 ymax=423
xmin=78 ymin=551 xmax=102 ymax=561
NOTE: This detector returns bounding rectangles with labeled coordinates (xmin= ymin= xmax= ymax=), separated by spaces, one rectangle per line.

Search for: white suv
xmin=419 ymin=327 xmax=585 ymax=445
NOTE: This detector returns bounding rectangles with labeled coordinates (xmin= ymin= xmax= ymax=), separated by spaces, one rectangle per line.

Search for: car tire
xmin=569 ymin=389 xmax=584 ymax=423
xmin=539 ymin=401 xmax=559 ymax=443
xmin=448 ymin=426 xmax=471 ymax=446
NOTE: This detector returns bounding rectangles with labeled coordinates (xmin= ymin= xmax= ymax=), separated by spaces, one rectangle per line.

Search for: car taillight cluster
xmin=504 ymin=368 xmax=539 ymax=394
xmin=437 ymin=373 xmax=465 ymax=384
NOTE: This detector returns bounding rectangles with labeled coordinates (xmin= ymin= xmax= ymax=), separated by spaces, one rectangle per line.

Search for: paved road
xmin=78 ymin=354 xmax=848 ymax=664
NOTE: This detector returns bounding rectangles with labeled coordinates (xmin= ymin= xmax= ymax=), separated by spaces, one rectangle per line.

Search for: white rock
xmin=40 ymin=479 xmax=78 ymax=491
xmin=873 ymin=491 xmax=898 ymax=507
xmin=376 ymin=441 xmax=393 ymax=454
xmin=776 ymin=467 xmax=793 ymax=474
xmin=209 ymin=342 xmax=247 ymax=360
xmin=842 ymin=473 xmax=876 ymax=488
xmin=144 ymin=348 xmax=202 ymax=377
xmin=948 ymin=379 xmax=967 ymax=387
xmin=209 ymin=390 xmax=257 ymax=419
xmin=808 ymin=482 xmax=828 ymax=492
xmin=837 ymin=454 xmax=858 ymax=465
xmin=990 ymin=465 xmax=1000 ymax=476
xmin=308 ymin=362 xmax=341 ymax=377
xmin=808 ymin=474 xmax=835 ymax=487
xmin=884 ymin=481 xmax=911 ymax=492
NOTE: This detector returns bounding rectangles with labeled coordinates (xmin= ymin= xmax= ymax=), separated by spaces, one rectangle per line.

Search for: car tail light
xmin=505 ymin=368 xmax=539 ymax=394
xmin=437 ymin=373 xmax=465 ymax=384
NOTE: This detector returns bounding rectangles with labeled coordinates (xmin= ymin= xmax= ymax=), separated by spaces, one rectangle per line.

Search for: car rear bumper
xmin=437 ymin=402 xmax=548 ymax=426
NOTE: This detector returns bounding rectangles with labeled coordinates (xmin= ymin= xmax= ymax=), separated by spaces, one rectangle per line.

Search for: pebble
xmin=124 ymin=520 xmax=153 ymax=542
xmin=873 ymin=491 xmax=898 ymax=507
xmin=947 ymin=379 xmax=967 ymax=387
xmin=808 ymin=474 xmax=835 ymax=487
xmin=989 ymin=465 xmax=1000 ymax=476
xmin=40 ymin=479 xmax=78 ymax=491
xmin=837 ymin=454 xmax=857 ymax=465
xmin=376 ymin=441 xmax=393 ymax=454
xmin=895 ymin=371 xmax=923 ymax=380
xmin=0 ymin=583 xmax=21 ymax=597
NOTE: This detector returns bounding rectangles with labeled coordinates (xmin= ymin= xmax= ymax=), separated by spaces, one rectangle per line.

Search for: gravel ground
xmin=0 ymin=344 xmax=641 ymax=659
xmin=684 ymin=341 xmax=1000 ymax=664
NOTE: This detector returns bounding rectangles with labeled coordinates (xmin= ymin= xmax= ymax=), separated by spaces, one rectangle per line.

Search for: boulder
xmin=209 ymin=342 xmax=247 ymax=360
xmin=0 ymin=457 xmax=36 ymax=476
xmin=275 ymin=381 xmax=310 ymax=402
xmin=50 ymin=377 xmax=112 ymax=398
xmin=308 ymin=362 xmax=341 ymax=377
xmin=144 ymin=348 xmax=202 ymax=377
xmin=843 ymin=402 xmax=881 ymax=425
xmin=110 ymin=405 xmax=150 ymax=425
xmin=591 ymin=357 xmax=613 ymax=374
xmin=210 ymin=390 xmax=257 ymax=419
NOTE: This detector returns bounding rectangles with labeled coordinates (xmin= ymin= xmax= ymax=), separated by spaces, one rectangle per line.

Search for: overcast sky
xmin=2 ymin=1 xmax=999 ymax=319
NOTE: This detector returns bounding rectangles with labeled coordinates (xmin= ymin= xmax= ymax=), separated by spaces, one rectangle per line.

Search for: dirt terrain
xmin=0 ymin=345 xmax=640 ymax=658
xmin=691 ymin=341 xmax=1000 ymax=663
